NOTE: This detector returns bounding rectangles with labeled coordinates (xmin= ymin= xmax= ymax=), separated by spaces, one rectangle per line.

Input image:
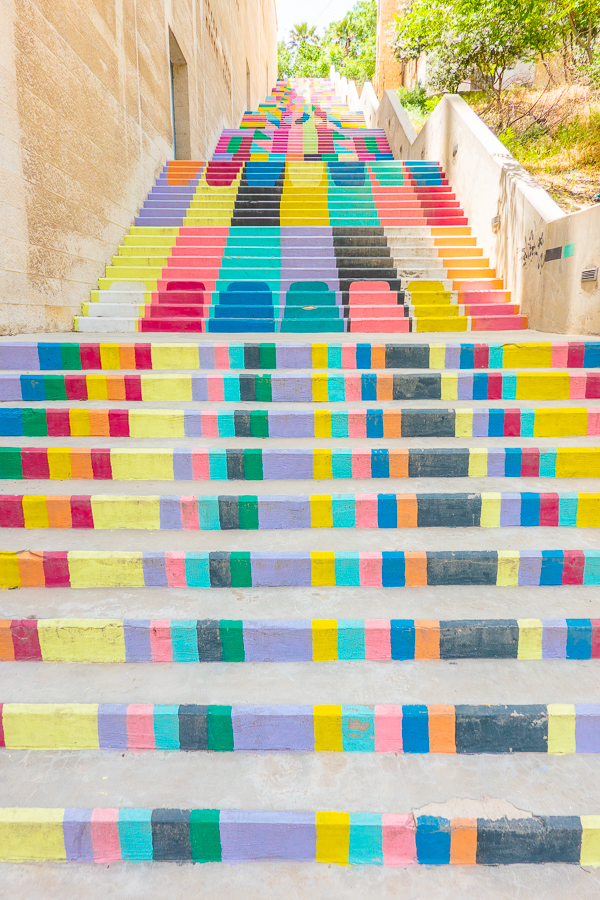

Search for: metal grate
xmin=581 ymin=267 xmax=599 ymax=282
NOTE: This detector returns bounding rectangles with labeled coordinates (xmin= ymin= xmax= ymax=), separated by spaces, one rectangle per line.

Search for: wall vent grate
xmin=581 ymin=267 xmax=599 ymax=283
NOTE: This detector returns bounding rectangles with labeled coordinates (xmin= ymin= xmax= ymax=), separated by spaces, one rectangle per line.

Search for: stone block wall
xmin=0 ymin=0 xmax=277 ymax=333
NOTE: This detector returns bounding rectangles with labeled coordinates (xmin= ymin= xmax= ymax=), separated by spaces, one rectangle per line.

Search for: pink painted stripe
xmin=355 ymin=494 xmax=378 ymax=528
xmin=570 ymin=374 xmax=587 ymax=399
xmin=365 ymin=620 xmax=391 ymax=659
xmin=207 ymin=376 xmax=224 ymax=401
xmin=127 ymin=704 xmax=155 ymax=749
xmin=360 ymin=551 xmax=382 ymax=586
xmin=214 ymin=343 xmax=230 ymax=369
xmin=551 ymin=343 xmax=568 ymax=368
xmin=589 ymin=410 xmax=600 ymax=435
xmin=341 ymin=343 xmax=356 ymax=369
xmin=201 ymin=411 xmax=219 ymax=437
xmin=150 ymin=620 xmax=172 ymax=662
xmin=181 ymin=496 xmax=200 ymax=529
xmin=345 ymin=374 xmax=362 ymax=400
xmin=352 ymin=449 xmax=371 ymax=479
xmin=348 ymin=409 xmax=366 ymax=438
xmin=91 ymin=808 xmax=121 ymax=863
xmin=166 ymin=551 xmax=187 ymax=587
xmin=375 ymin=705 xmax=403 ymax=752
xmin=382 ymin=813 xmax=417 ymax=865
xmin=191 ymin=450 xmax=210 ymax=480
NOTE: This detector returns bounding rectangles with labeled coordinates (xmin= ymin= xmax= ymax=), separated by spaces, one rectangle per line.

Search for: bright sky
xmin=275 ymin=0 xmax=358 ymax=42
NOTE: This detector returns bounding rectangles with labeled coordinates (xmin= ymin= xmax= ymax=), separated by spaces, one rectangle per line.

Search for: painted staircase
xmin=1 ymin=77 xmax=600 ymax=890
xmin=76 ymin=78 xmax=525 ymax=335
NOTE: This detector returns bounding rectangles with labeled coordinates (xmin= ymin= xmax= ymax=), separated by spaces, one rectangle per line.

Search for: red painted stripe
xmin=0 ymin=497 xmax=25 ymax=527
xmin=567 ymin=343 xmax=585 ymax=368
xmin=134 ymin=344 xmax=153 ymax=370
xmin=47 ymin=409 xmax=71 ymax=437
xmin=486 ymin=373 xmax=502 ymax=400
xmin=11 ymin=620 xmax=42 ymax=660
xmin=64 ymin=374 xmax=88 ymax=400
xmin=71 ymin=496 xmax=94 ymax=528
xmin=473 ymin=344 xmax=489 ymax=369
xmin=585 ymin=373 xmax=600 ymax=399
xmin=91 ymin=449 xmax=112 ymax=479
xmin=591 ymin=619 xmax=600 ymax=658
xmin=539 ymin=492 xmax=559 ymax=527
xmin=521 ymin=448 xmax=540 ymax=477
xmin=43 ymin=552 xmax=70 ymax=587
xmin=124 ymin=375 xmax=143 ymax=401
xmin=504 ymin=409 xmax=521 ymax=436
xmin=563 ymin=550 xmax=585 ymax=585
xmin=80 ymin=344 xmax=101 ymax=370
xmin=108 ymin=409 xmax=130 ymax=437
xmin=21 ymin=448 xmax=50 ymax=479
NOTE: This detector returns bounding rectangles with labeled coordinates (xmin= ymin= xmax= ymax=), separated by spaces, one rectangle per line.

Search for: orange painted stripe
xmin=428 ymin=704 xmax=456 ymax=754
xmin=388 ymin=449 xmax=408 ymax=478
xmin=70 ymin=449 xmax=94 ymax=480
xmin=376 ymin=373 xmax=393 ymax=401
xmin=383 ymin=410 xmax=401 ymax=438
xmin=17 ymin=551 xmax=45 ymax=587
xmin=415 ymin=620 xmax=440 ymax=659
xmin=106 ymin=375 xmax=126 ymax=401
xmin=405 ymin=551 xmax=427 ymax=586
xmin=119 ymin=344 xmax=137 ymax=370
xmin=371 ymin=344 xmax=386 ymax=369
xmin=450 ymin=818 xmax=478 ymax=864
xmin=88 ymin=410 xmax=110 ymax=437
xmin=0 ymin=620 xmax=15 ymax=660
xmin=397 ymin=495 xmax=417 ymax=528
xmin=46 ymin=496 xmax=72 ymax=529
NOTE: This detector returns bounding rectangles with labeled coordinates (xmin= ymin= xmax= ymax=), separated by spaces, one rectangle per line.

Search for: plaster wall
xmin=0 ymin=0 xmax=277 ymax=334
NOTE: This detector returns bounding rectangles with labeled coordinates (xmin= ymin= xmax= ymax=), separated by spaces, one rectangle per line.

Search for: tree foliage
xmin=392 ymin=0 xmax=600 ymax=103
xmin=277 ymin=0 xmax=376 ymax=84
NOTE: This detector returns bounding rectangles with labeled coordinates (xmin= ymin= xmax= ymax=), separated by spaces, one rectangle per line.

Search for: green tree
xmin=289 ymin=22 xmax=319 ymax=49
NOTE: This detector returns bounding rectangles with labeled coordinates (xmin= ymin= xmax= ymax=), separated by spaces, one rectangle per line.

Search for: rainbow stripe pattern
xmin=0 ymin=702 xmax=598 ymax=754
xmin=1 ymin=807 xmax=599 ymax=865
xmin=3 ymin=370 xmax=599 ymax=402
xmin=2 ymin=406 xmax=599 ymax=439
xmin=1 ymin=549 xmax=599 ymax=589
xmin=1 ymin=617 xmax=598 ymax=662
xmin=2 ymin=445 xmax=599 ymax=479
xmin=0 ymin=491 xmax=599 ymax=530
xmin=2 ymin=340 xmax=598 ymax=370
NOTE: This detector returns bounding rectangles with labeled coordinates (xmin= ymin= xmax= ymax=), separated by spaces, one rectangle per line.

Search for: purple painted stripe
xmin=251 ymin=552 xmax=311 ymax=586
xmin=184 ymin=410 xmax=203 ymax=437
xmin=542 ymin=619 xmax=567 ymax=658
xmin=445 ymin=344 xmax=461 ymax=369
xmin=197 ymin=345 xmax=216 ymax=368
xmin=472 ymin=409 xmax=489 ymax=438
xmin=243 ymin=620 xmax=312 ymax=662
xmin=63 ymin=809 xmax=94 ymax=861
xmin=0 ymin=375 xmax=22 ymax=401
xmin=457 ymin=374 xmax=473 ymax=400
xmin=0 ymin=344 xmax=40 ymax=370
xmin=124 ymin=620 xmax=152 ymax=662
xmin=519 ymin=552 xmax=543 ymax=586
xmin=160 ymin=496 xmax=183 ymax=530
xmin=219 ymin=810 xmax=316 ymax=862
xmin=98 ymin=704 xmax=128 ymax=749
xmin=191 ymin=376 xmax=209 ymax=401
xmin=500 ymin=494 xmax=521 ymax=526
xmin=231 ymin=705 xmax=314 ymax=750
xmin=262 ymin=450 xmax=313 ymax=480
xmin=143 ymin=553 xmax=168 ymax=587
xmin=173 ymin=449 xmax=193 ymax=481
xmin=257 ymin=496 xmax=310 ymax=529
xmin=268 ymin=411 xmax=315 ymax=437
xmin=271 ymin=376 xmax=312 ymax=402
xmin=576 ymin=705 xmax=600 ymax=752
xmin=276 ymin=345 xmax=313 ymax=369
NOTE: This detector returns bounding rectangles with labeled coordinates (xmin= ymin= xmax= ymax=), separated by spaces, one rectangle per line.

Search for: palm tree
xmin=289 ymin=22 xmax=319 ymax=49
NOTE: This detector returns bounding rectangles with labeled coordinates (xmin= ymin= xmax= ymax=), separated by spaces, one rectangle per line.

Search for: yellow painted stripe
xmin=312 ymin=620 xmax=338 ymax=661
xmin=2 ymin=704 xmax=99 ymax=749
xmin=316 ymin=811 xmax=350 ymax=864
xmin=547 ymin=703 xmax=576 ymax=754
xmin=497 ymin=551 xmax=520 ymax=586
xmin=581 ymin=816 xmax=600 ymax=866
xmin=468 ymin=448 xmax=487 ymax=477
xmin=314 ymin=705 xmax=343 ymax=751
xmin=454 ymin=408 xmax=473 ymax=437
xmin=37 ymin=619 xmax=126 ymax=662
xmin=313 ymin=449 xmax=332 ymax=480
xmin=311 ymin=552 xmax=336 ymax=586
xmin=517 ymin=619 xmax=543 ymax=659
xmin=68 ymin=552 xmax=145 ymax=588
xmin=480 ymin=493 xmax=501 ymax=527
xmin=314 ymin=410 xmax=331 ymax=438
xmin=0 ymin=809 xmax=66 ymax=861
xmin=311 ymin=495 xmax=333 ymax=528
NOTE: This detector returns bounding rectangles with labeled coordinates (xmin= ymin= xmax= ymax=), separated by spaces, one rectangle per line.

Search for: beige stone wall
xmin=0 ymin=0 xmax=277 ymax=334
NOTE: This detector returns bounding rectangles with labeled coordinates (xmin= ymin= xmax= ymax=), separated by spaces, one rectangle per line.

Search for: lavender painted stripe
xmin=0 ymin=344 xmax=40 ymax=370
xmin=242 ymin=620 xmax=312 ymax=662
xmin=173 ymin=449 xmax=193 ymax=481
xmin=135 ymin=217 xmax=183 ymax=227
xmin=63 ymin=809 xmax=94 ymax=862
xmin=262 ymin=450 xmax=313 ymax=480
xmin=519 ymin=552 xmax=543 ymax=586
xmin=500 ymin=494 xmax=521 ymax=526
xmin=219 ymin=810 xmax=316 ymax=862
xmin=232 ymin=705 xmax=314 ymax=751
xmin=124 ymin=620 xmax=152 ymax=662
xmin=457 ymin=373 xmax=474 ymax=400
xmin=268 ymin=412 xmax=314 ymax=437
xmin=197 ymin=345 xmax=216 ymax=368
xmin=251 ymin=552 xmax=312 ymax=586
xmin=258 ymin=496 xmax=310 ymax=529
xmin=281 ymin=226 xmax=333 ymax=237
xmin=143 ymin=553 xmax=168 ymax=587
xmin=0 ymin=376 xmax=22 ymax=401
xmin=487 ymin=447 xmax=505 ymax=476
xmin=159 ymin=496 xmax=183 ymax=530
xmin=542 ymin=619 xmax=567 ymax=659
xmin=271 ymin=376 xmax=312 ymax=402
xmin=98 ymin=704 xmax=128 ymax=749
xmin=276 ymin=345 xmax=313 ymax=369
xmin=576 ymin=705 xmax=600 ymax=752
xmin=184 ymin=410 xmax=203 ymax=437
xmin=472 ymin=409 xmax=489 ymax=438
xmin=445 ymin=345 xmax=460 ymax=369
xmin=191 ymin=375 xmax=209 ymax=401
